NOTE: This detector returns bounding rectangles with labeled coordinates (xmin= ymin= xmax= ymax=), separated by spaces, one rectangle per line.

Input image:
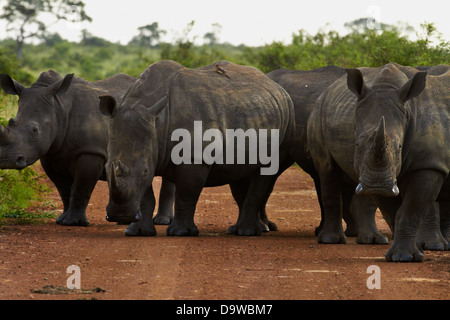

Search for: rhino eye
xmin=398 ymin=144 xmax=402 ymax=149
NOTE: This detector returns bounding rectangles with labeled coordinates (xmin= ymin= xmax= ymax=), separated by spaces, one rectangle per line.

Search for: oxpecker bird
xmin=215 ymin=64 xmax=231 ymax=79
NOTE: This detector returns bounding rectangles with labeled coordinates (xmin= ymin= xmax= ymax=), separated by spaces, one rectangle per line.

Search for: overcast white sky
xmin=1 ymin=0 xmax=450 ymax=46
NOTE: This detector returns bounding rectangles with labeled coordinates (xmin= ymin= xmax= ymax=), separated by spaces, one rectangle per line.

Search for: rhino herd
xmin=0 ymin=60 xmax=448 ymax=263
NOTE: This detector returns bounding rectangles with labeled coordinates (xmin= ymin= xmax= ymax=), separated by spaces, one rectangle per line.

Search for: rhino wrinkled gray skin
xmin=0 ymin=70 xmax=135 ymax=226
xmin=99 ymin=60 xmax=296 ymax=237
xmin=267 ymin=66 xmax=385 ymax=244
xmin=153 ymin=65 xmax=385 ymax=243
xmin=307 ymin=63 xmax=449 ymax=262
xmin=153 ymin=66 xmax=351 ymax=234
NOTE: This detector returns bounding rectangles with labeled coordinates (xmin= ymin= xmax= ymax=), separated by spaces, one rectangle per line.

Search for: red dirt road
xmin=0 ymin=166 xmax=448 ymax=300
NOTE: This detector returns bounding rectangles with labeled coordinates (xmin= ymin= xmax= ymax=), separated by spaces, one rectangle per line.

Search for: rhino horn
xmin=371 ymin=116 xmax=388 ymax=164
xmin=110 ymin=161 xmax=120 ymax=189
xmin=114 ymin=160 xmax=128 ymax=177
xmin=375 ymin=116 xmax=386 ymax=147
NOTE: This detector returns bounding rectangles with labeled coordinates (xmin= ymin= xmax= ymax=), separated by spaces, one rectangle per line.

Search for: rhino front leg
xmin=166 ymin=165 xmax=206 ymax=236
xmin=317 ymin=168 xmax=346 ymax=244
xmin=416 ymin=202 xmax=448 ymax=251
xmin=41 ymin=159 xmax=72 ymax=225
xmin=125 ymin=186 xmax=157 ymax=236
xmin=153 ymin=178 xmax=175 ymax=225
xmin=58 ymin=154 xmax=104 ymax=226
xmin=385 ymin=170 xmax=445 ymax=262
xmin=440 ymin=201 xmax=450 ymax=242
xmin=354 ymin=194 xmax=388 ymax=244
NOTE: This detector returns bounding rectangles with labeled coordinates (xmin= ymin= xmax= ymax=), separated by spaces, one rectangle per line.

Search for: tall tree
xmin=1 ymin=0 xmax=92 ymax=59
xmin=203 ymin=23 xmax=222 ymax=46
xmin=129 ymin=22 xmax=166 ymax=48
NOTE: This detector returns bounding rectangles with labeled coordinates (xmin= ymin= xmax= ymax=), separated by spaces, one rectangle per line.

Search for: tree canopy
xmin=1 ymin=0 xmax=91 ymax=58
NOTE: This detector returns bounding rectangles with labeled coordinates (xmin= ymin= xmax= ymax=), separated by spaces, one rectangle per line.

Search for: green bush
xmin=0 ymin=166 xmax=56 ymax=224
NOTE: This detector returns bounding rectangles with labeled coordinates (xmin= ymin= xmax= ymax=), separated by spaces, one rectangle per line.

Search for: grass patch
xmin=0 ymin=166 xmax=57 ymax=225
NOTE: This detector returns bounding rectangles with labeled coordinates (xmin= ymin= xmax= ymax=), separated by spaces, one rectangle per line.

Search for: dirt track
xmin=0 ymin=166 xmax=448 ymax=300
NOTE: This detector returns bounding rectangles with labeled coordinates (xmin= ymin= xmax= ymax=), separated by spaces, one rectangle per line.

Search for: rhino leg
xmin=125 ymin=187 xmax=157 ymax=236
xmin=52 ymin=154 xmax=103 ymax=227
xmin=228 ymin=179 xmax=273 ymax=233
xmin=227 ymin=174 xmax=278 ymax=236
xmin=153 ymin=178 xmax=175 ymax=225
xmin=416 ymin=202 xmax=448 ymax=251
xmin=385 ymin=170 xmax=445 ymax=262
xmin=313 ymin=176 xmax=325 ymax=236
xmin=43 ymin=161 xmax=72 ymax=224
xmin=342 ymin=184 xmax=358 ymax=237
xmin=316 ymin=167 xmax=346 ymax=244
xmin=166 ymin=165 xmax=204 ymax=236
xmin=440 ymin=201 xmax=450 ymax=242
xmin=353 ymin=194 xmax=388 ymax=245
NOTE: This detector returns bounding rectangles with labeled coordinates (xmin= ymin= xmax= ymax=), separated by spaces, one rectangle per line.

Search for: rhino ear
xmin=0 ymin=74 xmax=24 ymax=95
xmin=397 ymin=71 xmax=427 ymax=102
xmin=48 ymin=73 xmax=74 ymax=96
xmin=99 ymin=95 xmax=117 ymax=118
xmin=346 ymin=68 xmax=367 ymax=99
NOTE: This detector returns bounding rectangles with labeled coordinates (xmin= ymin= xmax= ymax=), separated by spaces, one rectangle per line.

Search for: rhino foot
xmin=421 ymin=239 xmax=448 ymax=251
xmin=56 ymin=212 xmax=89 ymax=227
xmin=262 ymin=219 xmax=278 ymax=231
xmin=125 ymin=222 xmax=157 ymax=236
xmin=317 ymin=231 xmax=346 ymax=244
xmin=153 ymin=214 xmax=173 ymax=225
xmin=417 ymin=233 xmax=448 ymax=251
xmin=166 ymin=221 xmax=199 ymax=236
xmin=226 ymin=222 xmax=264 ymax=236
xmin=385 ymin=241 xmax=424 ymax=262
xmin=356 ymin=232 xmax=389 ymax=245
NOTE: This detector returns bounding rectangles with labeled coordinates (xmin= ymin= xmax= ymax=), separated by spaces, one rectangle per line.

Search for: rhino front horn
xmin=375 ymin=116 xmax=386 ymax=145
xmin=110 ymin=161 xmax=120 ymax=189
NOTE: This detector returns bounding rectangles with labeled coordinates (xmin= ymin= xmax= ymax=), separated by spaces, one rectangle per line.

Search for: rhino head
xmin=0 ymin=73 xmax=74 ymax=169
xmin=346 ymin=67 xmax=427 ymax=197
xmin=99 ymin=94 xmax=167 ymax=224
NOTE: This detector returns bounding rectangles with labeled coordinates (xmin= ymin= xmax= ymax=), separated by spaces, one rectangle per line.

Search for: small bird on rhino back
xmin=216 ymin=64 xmax=231 ymax=79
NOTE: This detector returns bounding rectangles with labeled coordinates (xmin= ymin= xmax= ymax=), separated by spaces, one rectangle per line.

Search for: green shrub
xmin=0 ymin=167 xmax=56 ymax=224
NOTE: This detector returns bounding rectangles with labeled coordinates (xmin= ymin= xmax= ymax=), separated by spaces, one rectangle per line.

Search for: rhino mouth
xmin=105 ymin=202 xmax=141 ymax=224
xmin=355 ymin=179 xmax=399 ymax=197
xmin=0 ymin=153 xmax=28 ymax=170
xmin=106 ymin=211 xmax=141 ymax=224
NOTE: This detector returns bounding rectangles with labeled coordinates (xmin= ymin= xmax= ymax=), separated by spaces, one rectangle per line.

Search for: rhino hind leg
xmin=153 ymin=178 xmax=175 ymax=225
xmin=227 ymin=174 xmax=279 ymax=236
xmin=228 ymin=179 xmax=273 ymax=234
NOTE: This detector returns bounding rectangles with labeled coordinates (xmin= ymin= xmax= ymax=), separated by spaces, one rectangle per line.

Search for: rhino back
xmin=165 ymin=61 xmax=294 ymax=135
xmin=307 ymin=73 xmax=359 ymax=179
xmin=268 ymin=66 xmax=346 ymax=169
